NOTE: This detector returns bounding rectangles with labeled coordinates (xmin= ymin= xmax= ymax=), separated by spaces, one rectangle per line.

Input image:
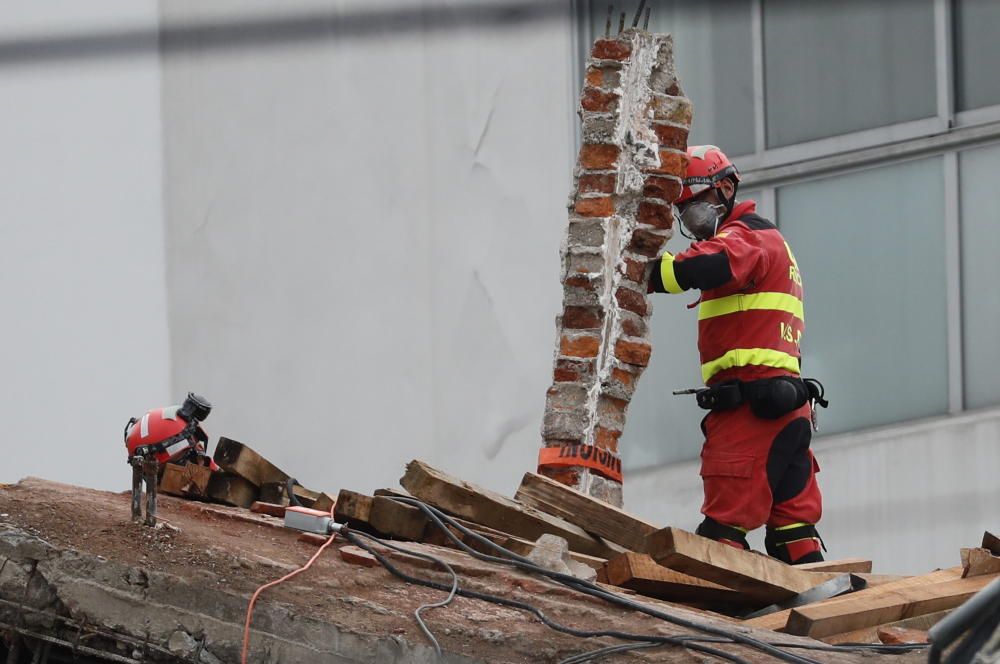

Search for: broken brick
xmin=563 ymin=306 xmax=604 ymax=330
xmin=594 ymin=426 xmax=622 ymax=453
xmin=615 ymin=287 xmax=649 ymax=317
xmin=579 ymin=144 xmax=620 ymax=170
xmin=575 ymin=196 xmax=614 ymax=218
xmin=578 ymin=173 xmax=616 ymax=195
xmin=652 ymin=123 xmax=689 ymax=151
xmin=637 ymin=201 xmax=673 ymax=230
xmin=591 ymin=39 xmax=631 ymax=61
xmin=554 ymin=359 xmax=595 ymax=383
xmin=581 ymin=87 xmax=619 ymax=113
xmin=643 ymin=176 xmax=682 ymax=202
xmin=615 ymin=338 xmax=652 ymax=366
xmin=629 ymin=228 xmax=668 ymax=257
xmin=560 ymin=334 xmax=601 ymax=359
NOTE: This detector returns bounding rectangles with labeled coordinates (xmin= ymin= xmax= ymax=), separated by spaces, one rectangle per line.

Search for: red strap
xmin=537 ymin=444 xmax=622 ymax=483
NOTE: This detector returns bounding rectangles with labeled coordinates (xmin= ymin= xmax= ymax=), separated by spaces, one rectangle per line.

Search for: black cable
xmin=343 ymin=530 xmax=754 ymax=664
xmin=384 ymin=496 xmax=821 ymax=664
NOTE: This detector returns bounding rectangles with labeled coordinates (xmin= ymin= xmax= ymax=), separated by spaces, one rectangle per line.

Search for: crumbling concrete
xmin=541 ymin=28 xmax=691 ymax=507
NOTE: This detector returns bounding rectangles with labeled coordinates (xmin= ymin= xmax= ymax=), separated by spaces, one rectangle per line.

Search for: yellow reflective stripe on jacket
xmin=701 ymin=348 xmax=801 ymax=383
xmin=660 ymin=253 xmax=684 ymax=294
xmin=698 ymin=292 xmax=804 ymax=322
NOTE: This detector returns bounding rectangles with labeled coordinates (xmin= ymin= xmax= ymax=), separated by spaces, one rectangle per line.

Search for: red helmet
xmin=677 ymin=145 xmax=741 ymax=204
xmin=124 ymin=393 xmax=217 ymax=468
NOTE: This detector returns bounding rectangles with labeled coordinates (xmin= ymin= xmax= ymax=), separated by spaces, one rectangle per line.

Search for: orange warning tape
xmin=537 ymin=444 xmax=622 ymax=483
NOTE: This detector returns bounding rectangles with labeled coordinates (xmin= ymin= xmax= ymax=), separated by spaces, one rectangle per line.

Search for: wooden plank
xmin=213 ymin=437 xmax=288 ymax=487
xmin=785 ymin=574 xmax=996 ymax=638
xmin=962 ymin=547 xmax=1000 ymax=578
xmin=400 ymin=460 xmax=619 ymax=559
xmin=821 ymin=609 xmax=951 ymax=645
xmin=205 ymin=472 xmax=258 ymax=508
xmin=796 ymin=558 xmax=873 ymax=574
xmin=603 ymin=552 xmax=749 ymax=605
xmin=514 ymin=472 xmax=658 ymax=553
xmin=334 ymin=489 xmax=374 ymax=527
xmin=250 ymin=501 xmax=286 ymax=518
xmin=158 ymin=463 xmax=212 ymax=498
xmin=743 ymin=567 xmax=962 ymax=633
xmin=645 ymin=527 xmax=838 ymax=604
xmin=853 ymin=573 xmax=910 ymax=587
xmin=877 ymin=626 xmax=929 ymax=645
xmin=369 ymin=496 xmax=429 ymax=541
xmin=311 ymin=492 xmax=337 ymax=514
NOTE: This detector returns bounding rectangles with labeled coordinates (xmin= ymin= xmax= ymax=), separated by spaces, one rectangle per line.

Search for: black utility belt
xmin=695 ymin=376 xmax=828 ymax=420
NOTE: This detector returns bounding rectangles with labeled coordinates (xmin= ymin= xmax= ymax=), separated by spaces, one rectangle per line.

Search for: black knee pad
xmin=766 ymin=417 xmax=812 ymax=504
xmin=696 ymin=517 xmax=750 ymax=550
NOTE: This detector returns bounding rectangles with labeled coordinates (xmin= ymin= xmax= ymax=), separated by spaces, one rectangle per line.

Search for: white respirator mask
xmin=676 ymin=200 xmax=727 ymax=241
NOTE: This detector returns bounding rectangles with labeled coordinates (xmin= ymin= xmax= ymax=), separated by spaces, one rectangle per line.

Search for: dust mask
xmin=677 ymin=201 xmax=726 ymax=241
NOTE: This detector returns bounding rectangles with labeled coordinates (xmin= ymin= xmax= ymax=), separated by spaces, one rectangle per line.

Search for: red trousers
xmin=699 ymin=401 xmax=822 ymax=531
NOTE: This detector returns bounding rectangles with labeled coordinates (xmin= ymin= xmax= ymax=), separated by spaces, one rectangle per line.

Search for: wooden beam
xmin=250 ymin=501 xmax=286 ymax=518
xmin=784 ymin=574 xmax=996 ymax=638
xmin=158 ymin=463 xmax=212 ymax=499
xmin=400 ymin=460 xmax=620 ymax=559
xmin=853 ymin=573 xmax=910 ymax=587
xmin=796 ymin=558 xmax=873 ymax=574
xmin=821 ymin=609 xmax=952 ymax=645
xmin=513 ymin=472 xmax=658 ymax=552
xmin=213 ymin=437 xmax=288 ymax=487
xmin=311 ymin=492 xmax=337 ymax=514
xmin=205 ymin=472 xmax=258 ymax=508
xmin=334 ymin=489 xmax=374 ymax=527
xmin=258 ymin=481 xmax=321 ymax=508
xmin=603 ymin=552 xmax=749 ymax=605
xmin=961 ymin=547 xmax=1000 ymax=578
xmin=369 ymin=496 xmax=429 ymax=541
xmin=645 ymin=527 xmax=838 ymax=604
xmin=743 ymin=567 xmax=963 ymax=633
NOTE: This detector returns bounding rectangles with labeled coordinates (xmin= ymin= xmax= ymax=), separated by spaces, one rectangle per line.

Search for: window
xmin=762 ymin=0 xmax=937 ymax=148
xmin=777 ymin=159 xmax=948 ymax=434
xmin=953 ymin=0 xmax=1000 ymax=113
xmin=959 ymin=142 xmax=1000 ymax=409
xmin=585 ymin=0 xmax=755 ymax=157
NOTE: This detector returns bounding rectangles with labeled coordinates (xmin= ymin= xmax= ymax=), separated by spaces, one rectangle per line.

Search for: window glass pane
xmin=622 ymin=190 xmax=762 ymax=469
xmin=954 ymin=0 xmax=1000 ymax=112
xmin=959 ymin=143 xmax=1000 ymax=408
xmin=763 ymin=0 xmax=936 ymax=148
xmin=777 ymin=159 xmax=948 ymax=434
xmin=586 ymin=0 xmax=755 ymax=157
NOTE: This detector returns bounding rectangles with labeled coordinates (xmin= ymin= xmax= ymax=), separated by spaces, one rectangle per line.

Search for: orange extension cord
xmin=241 ymin=507 xmax=337 ymax=664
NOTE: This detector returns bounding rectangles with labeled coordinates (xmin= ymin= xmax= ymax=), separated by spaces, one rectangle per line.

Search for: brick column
xmin=539 ymin=29 xmax=692 ymax=507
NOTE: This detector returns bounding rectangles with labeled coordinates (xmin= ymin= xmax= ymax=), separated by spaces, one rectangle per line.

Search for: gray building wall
xmin=0 ymin=2 xmax=171 ymax=490
xmin=158 ymin=1 xmax=577 ymax=496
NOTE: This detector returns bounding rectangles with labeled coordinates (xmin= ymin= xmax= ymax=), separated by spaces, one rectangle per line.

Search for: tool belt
xmin=695 ymin=376 xmax=828 ymax=420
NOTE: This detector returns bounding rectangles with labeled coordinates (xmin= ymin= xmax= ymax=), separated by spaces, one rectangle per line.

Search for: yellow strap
xmin=699 ymin=292 xmax=804 ymax=322
xmin=773 ymin=522 xmax=812 ymax=531
xmin=701 ymin=348 xmax=801 ymax=383
xmin=659 ymin=253 xmax=684 ymax=294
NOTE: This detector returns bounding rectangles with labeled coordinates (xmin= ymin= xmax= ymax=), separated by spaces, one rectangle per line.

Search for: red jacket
xmin=652 ymin=201 xmax=804 ymax=385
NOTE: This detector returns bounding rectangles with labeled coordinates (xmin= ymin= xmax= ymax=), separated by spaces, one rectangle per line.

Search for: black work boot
xmin=696 ymin=517 xmax=750 ymax=551
xmin=765 ymin=523 xmax=825 ymax=564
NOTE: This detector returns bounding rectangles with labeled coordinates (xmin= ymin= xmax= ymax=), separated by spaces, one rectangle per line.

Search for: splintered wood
xmin=154 ymin=448 xmax=998 ymax=643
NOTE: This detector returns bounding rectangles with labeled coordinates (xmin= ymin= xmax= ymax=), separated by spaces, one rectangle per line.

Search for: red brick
xmin=615 ymin=338 xmax=652 ymax=366
xmin=564 ymin=274 xmax=596 ymax=290
xmin=563 ymin=305 xmax=604 ymax=330
xmin=585 ymin=67 xmax=603 ymax=88
xmin=340 ymin=545 xmax=379 ymax=567
xmin=615 ymin=287 xmax=649 ymax=316
xmin=592 ymin=39 xmax=631 ymax=61
xmin=578 ymin=173 xmax=616 ymax=194
xmin=611 ymin=367 xmax=636 ymax=390
xmin=561 ymin=334 xmax=601 ymax=358
xmin=643 ymin=176 xmax=682 ymax=201
xmin=546 ymin=384 xmax=588 ymax=411
xmin=539 ymin=465 xmax=582 ymax=488
xmin=579 ymin=144 xmax=620 ymax=170
xmin=620 ymin=257 xmax=646 ymax=283
xmin=629 ymin=228 xmax=668 ymax=257
xmin=620 ymin=315 xmax=647 ymax=337
xmin=646 ymin=150 xmax=690 ymax=176
xmin=581 ymin=87 xmax=619 ymax=113
xmin=597 ymin=395 xmax=628 ymax=431
xmin=575 ymin=196 xmax=614 ymax=218
xmin=652 ymin=123 xmax=689 ymax=151
xmin=665 ymin=82 xmax=681 ymax=96
xmin=637 ymin=201 xmax=673 ymax=230
xmin=554 ymin=359 xmax=595 ymax=383
xmin=594 ymin=426 xmax=622 ymax=453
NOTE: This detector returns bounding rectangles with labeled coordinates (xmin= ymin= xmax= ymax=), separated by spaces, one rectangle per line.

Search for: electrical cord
xmin=383 ymin=496 xmax=823 ymax=664
xmin=343 ymin=530 xmax=754 ymax=664
xmin=348 ymin=530 xmax=458 ymax=657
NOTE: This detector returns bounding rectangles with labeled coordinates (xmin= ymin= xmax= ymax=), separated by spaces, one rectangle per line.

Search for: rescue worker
xmin=649 ymin=145 xmax=828 ymax=564
xmin=124 ymin=393 xmax=218 ymax=471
